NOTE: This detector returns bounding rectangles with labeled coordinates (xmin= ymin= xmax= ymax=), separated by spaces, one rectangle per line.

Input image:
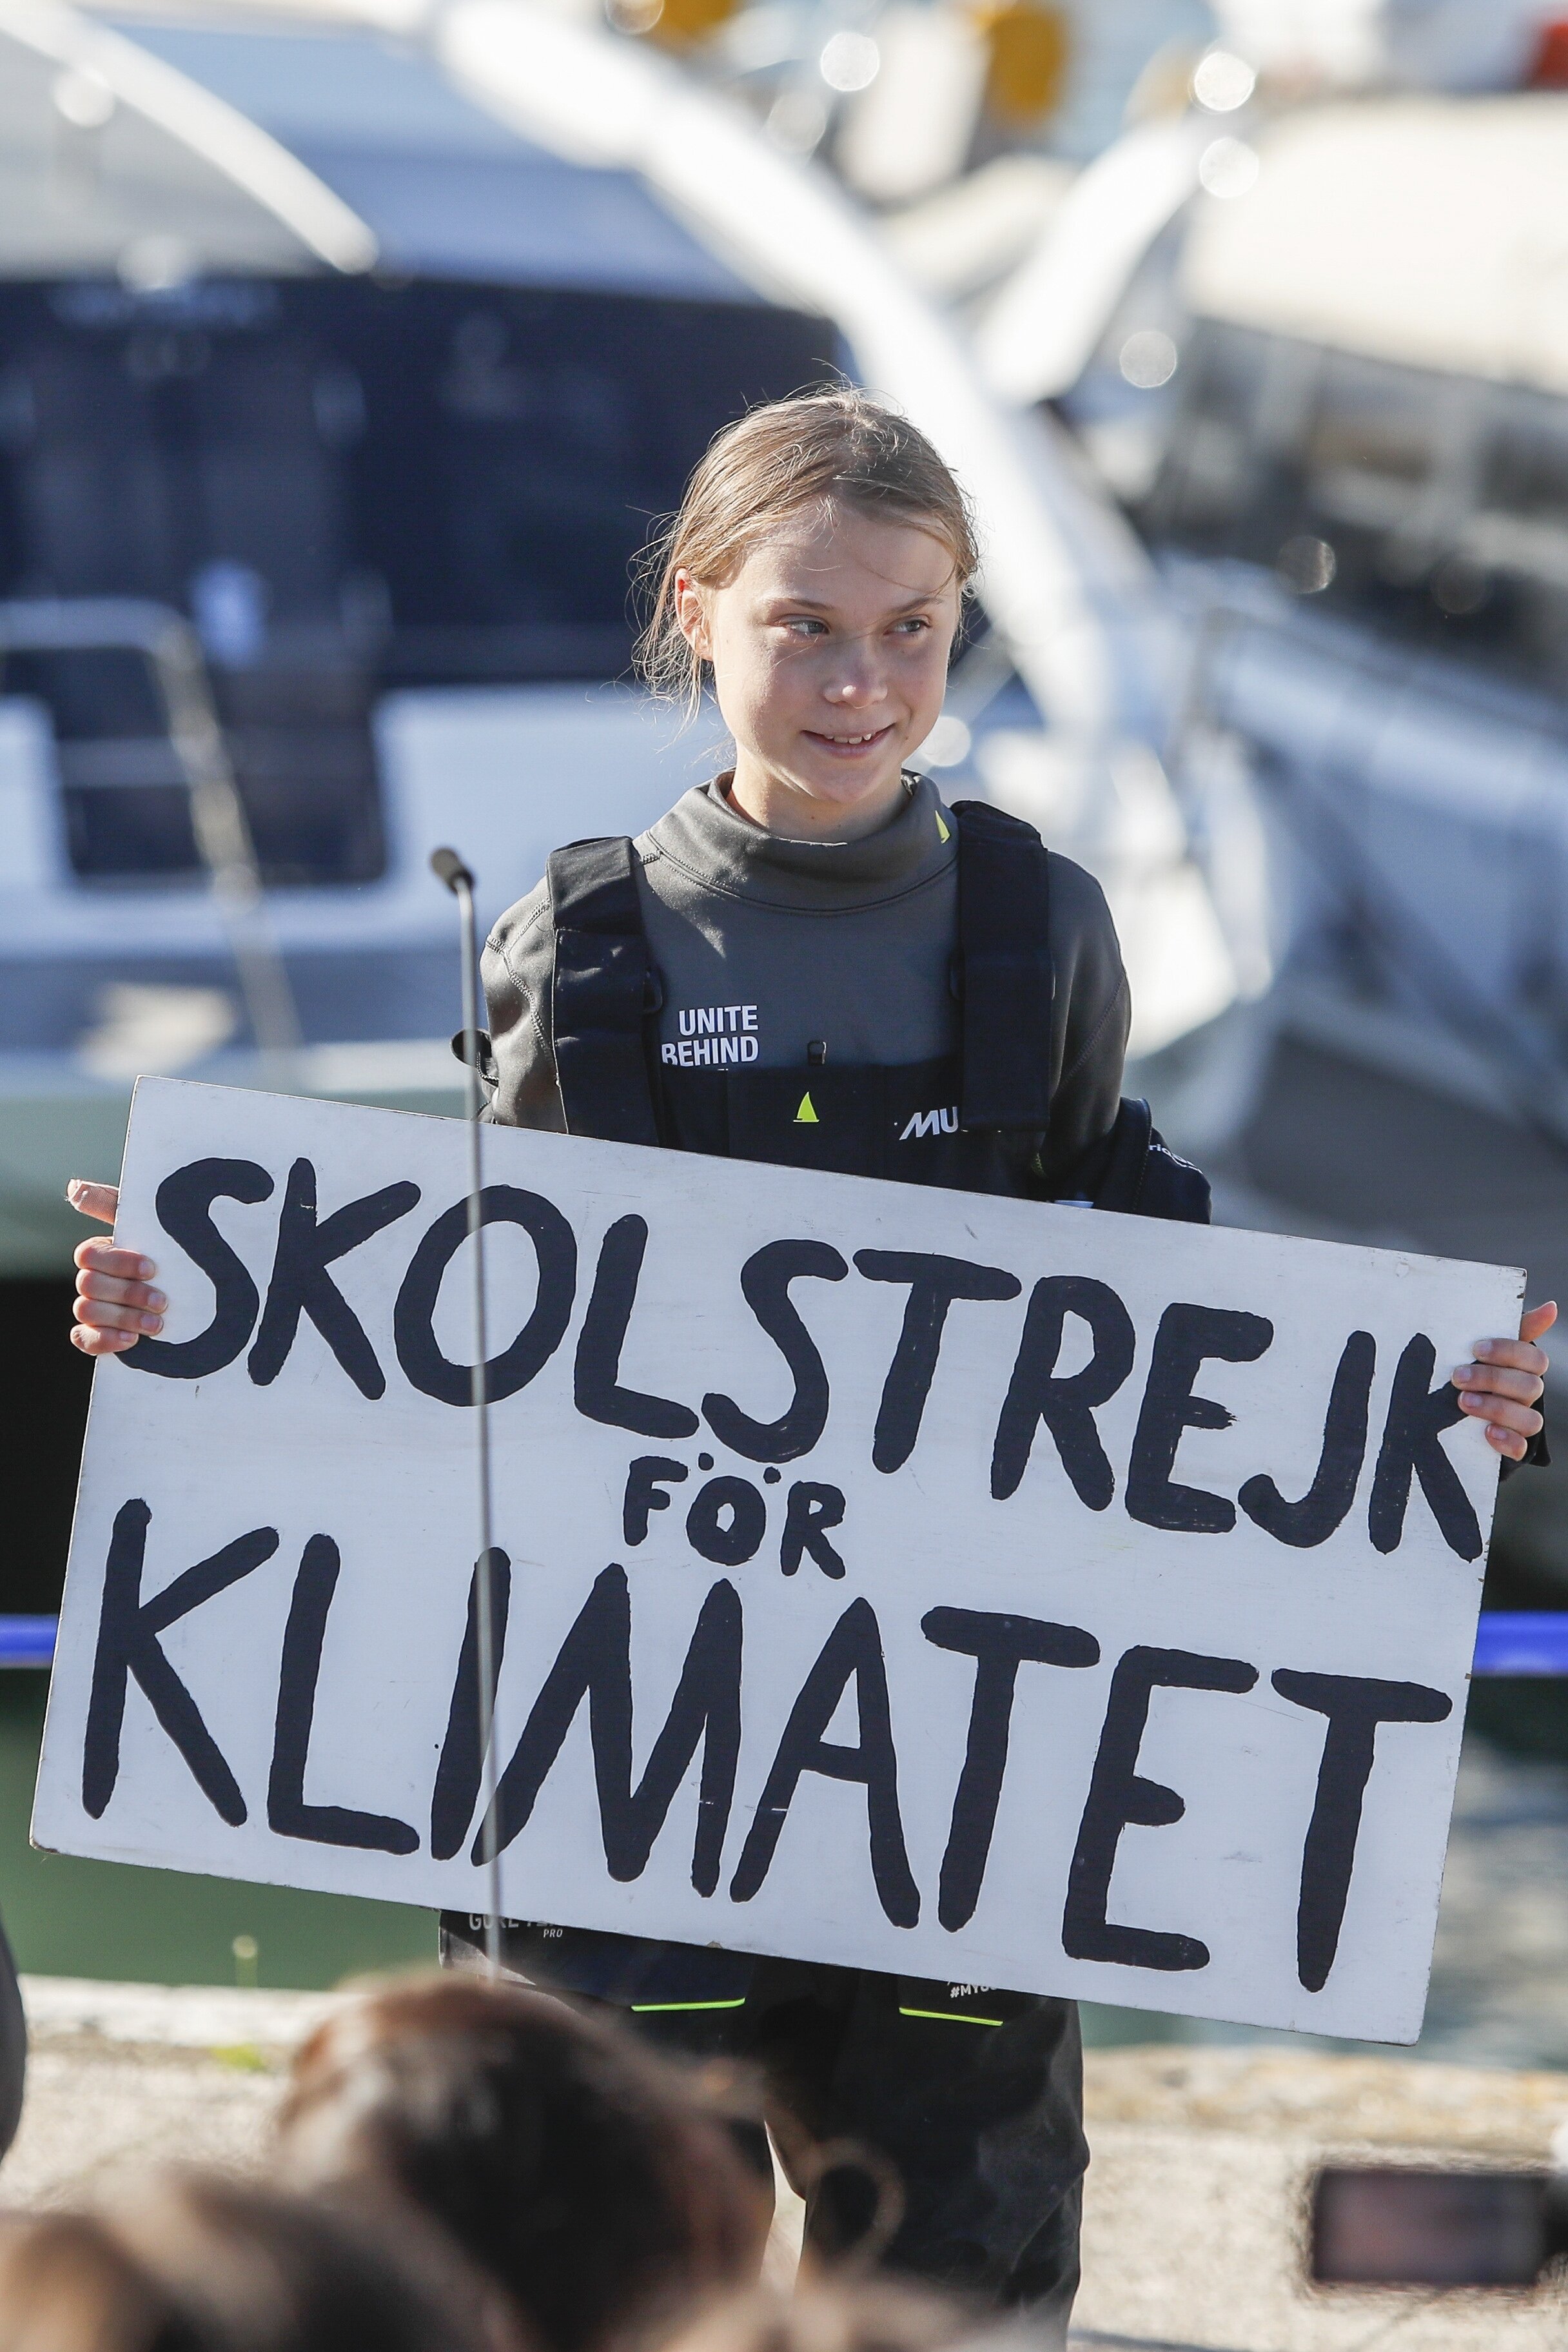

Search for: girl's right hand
xmin=66 ymin=1180 xmax=165 ymax=1355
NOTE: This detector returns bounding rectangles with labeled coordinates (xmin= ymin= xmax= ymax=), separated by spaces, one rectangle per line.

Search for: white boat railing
xmin=0 ymin=599 xmax=300 ymax=1074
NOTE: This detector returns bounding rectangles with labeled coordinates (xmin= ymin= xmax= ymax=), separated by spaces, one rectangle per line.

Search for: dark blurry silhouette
xmin=0 ymin=1911 xmax=24 ymax=2164
xmin=662 ymin=2280 xmax=982 ymax=2352
xmin=0 ymin=2171 xmax=497 ymax=2352
xmin=276 ymin=1973 xmax=768 ymax=2352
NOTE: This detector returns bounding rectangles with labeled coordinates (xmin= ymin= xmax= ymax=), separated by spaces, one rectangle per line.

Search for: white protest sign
xmin=35 ymin=1079 xmax=1518 ymax=2040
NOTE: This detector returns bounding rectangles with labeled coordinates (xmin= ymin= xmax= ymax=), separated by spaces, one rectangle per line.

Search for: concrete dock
xmin=6 ymin=1978 xmax=1568 ymax=2351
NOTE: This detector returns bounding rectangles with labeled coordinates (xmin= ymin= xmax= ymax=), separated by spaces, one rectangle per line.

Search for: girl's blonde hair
xmin=637 ymin=387 xmax=979 ymax=708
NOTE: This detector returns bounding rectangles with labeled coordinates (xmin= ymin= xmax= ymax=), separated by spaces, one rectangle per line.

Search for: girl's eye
xmin=891 ymin=616 xmax=931 ymax=637
xmin=783 ymin=616 xmax=829 ymax=637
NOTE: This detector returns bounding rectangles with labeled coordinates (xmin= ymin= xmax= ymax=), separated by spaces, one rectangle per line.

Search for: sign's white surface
xmin=34 ymin=1080 xmax=1519 ymax=2041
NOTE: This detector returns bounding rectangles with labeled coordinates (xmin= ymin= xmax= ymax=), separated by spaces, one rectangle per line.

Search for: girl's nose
xmin=825 ymin=664 xmax=887 ymax=707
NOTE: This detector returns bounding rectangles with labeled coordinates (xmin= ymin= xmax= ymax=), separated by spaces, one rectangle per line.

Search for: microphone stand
xmin=431 ymin=848 xmax=502 ymax=1975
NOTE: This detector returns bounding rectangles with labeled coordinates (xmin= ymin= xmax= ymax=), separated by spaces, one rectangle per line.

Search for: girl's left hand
xmin=1453 ymin=1300 xmax=1556 ymax=1461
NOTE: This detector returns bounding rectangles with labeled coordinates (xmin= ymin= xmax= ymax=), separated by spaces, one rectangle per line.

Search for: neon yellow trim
xmin=631 ymin=1998 xmax=748 ymax=2012
xmin=794 ymin=1091 xmax=819 ymax=1125
xmin=897 ymin=2006 xmax=1003 ymax=2026
xmin=935 ymin=810 xmax=951 ymax=843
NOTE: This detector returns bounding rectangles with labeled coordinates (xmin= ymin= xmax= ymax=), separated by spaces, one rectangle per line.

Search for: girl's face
xmin=674 ymin=500 xmax=961 ymax=838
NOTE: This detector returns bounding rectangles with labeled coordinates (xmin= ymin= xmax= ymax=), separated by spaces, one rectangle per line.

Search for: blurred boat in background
xmin=0 ymin=0 xmax=1246 ymax=1282
xmin=1148 ymin=91 xmax=1568 ymax=1180
xmin=973 ymin=49 xmax=1568 ymax=1577
xmin=0 ymin=1 xmax=821 ymax=1269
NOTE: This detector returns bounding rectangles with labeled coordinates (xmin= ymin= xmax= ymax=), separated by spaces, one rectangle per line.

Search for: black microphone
xmin=433 ymin=845 xmax=502 ymax=1974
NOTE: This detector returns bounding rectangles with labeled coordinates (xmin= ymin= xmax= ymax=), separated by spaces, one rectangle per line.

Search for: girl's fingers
xmin=1453 ymin=1362 xmax=1545 ymax=1406
xmin=72 ymin=1295 xmax=162 ymax=1337
xmin=1520 ymin=1301 xmax=1559 ymax=1346
xmin=1468 ymin=1338 xmax=1549 ymax=1377
xmin=67 ymin=1215 xmax=163 ymax=1352
xmin=70 ymin=1323 xmax=141 ymax=1357
xmin=73 ymin=1242 xmax=155 ymax=1279
xmin=1486 ymin=1425 xmax=1530 ymax=1462
xmin=1457 ymin=1391 xmax=1542 ymax=1437
xmin=66 ymin=1179 xmax=120 ymax=1225
xmin=76 ymin=1270 xmax=166 ymax=1313
xmin=74 ymin=1238 xmax=156 ymax=1281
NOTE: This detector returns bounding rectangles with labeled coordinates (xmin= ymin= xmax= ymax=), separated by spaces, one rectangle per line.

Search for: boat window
xmin=1469 ymin=399 xmax=1568 ymax=684
xmin=1144 ymin=320 xmax=1568 ymax=705
xmin=0 ymin=278 xmax=835 ymax=883
xmin=1484 ymin=402 xmax=1568 ymax=526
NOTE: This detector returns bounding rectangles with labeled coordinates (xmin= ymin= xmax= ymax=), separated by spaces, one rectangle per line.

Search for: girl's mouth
xmin=804 ymin=723 xmax=896 ymax=757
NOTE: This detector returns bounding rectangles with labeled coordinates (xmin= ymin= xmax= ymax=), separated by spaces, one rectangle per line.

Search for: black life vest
xmin=544 ymin=799 xmax=1210 ymax=1220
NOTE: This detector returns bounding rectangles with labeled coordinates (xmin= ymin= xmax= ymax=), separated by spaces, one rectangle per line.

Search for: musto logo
xmin=899 ymin=1106 xmax=959 ymax=1140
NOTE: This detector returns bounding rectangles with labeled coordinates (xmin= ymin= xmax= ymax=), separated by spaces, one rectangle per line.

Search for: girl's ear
xmin=672 ymin=569 xmax=710 ymax=661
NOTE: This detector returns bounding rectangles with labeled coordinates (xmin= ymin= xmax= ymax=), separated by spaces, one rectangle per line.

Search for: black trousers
xmin=441 ymin=1924 xmax=1085 ymax=2347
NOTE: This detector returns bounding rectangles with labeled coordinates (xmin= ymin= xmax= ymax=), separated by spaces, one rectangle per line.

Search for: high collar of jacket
xmin=644 ymin=771 xmax=957 ymax=911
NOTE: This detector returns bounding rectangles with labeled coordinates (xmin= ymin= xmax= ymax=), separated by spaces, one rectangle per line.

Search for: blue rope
xmin=5 ymin=1613 xmax=1568 ymax=1673
xmin=1471 ymin=1612 xmax=1568 ymax=1676
xmin=0 ymin=1617 xmax=57 ymax=1667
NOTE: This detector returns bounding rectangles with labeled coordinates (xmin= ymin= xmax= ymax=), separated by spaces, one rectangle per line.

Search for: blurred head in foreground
xmin=661 ymin=2282 xmax=983 ymax=2352
xmin=0 ymin=2172 xmax=493 ymax=2352
xmin=276 ymin=1973 xmax=769 ymax=2352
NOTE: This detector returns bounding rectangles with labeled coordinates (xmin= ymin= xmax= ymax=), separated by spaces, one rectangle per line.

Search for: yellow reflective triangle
xmin=936 ymin=809 xmax=951 ymax=843
xmin=794 ymin=1090 xmax=819 ymax=1125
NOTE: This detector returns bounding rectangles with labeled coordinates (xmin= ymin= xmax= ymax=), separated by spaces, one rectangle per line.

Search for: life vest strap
xmin=547 ymin=834 xmax=661 ymax=1149
xmin=950 ymin=799 xmax=1055 ymax=1132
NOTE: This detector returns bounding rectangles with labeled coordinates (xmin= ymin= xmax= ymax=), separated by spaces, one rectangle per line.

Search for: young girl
xmin=69 ymin=391 xmax=1554 ymax=2344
